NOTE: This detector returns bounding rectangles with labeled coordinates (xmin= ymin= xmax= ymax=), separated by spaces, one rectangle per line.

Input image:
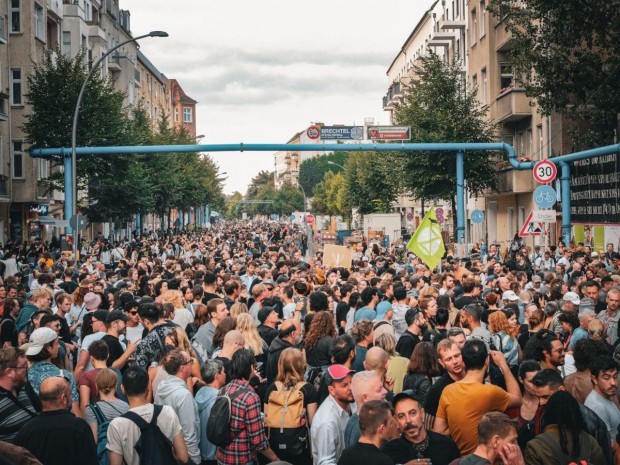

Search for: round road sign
xmin=533 ymin=160 xmax=557 ymax=184
xmin=305 ymin=214 xmax=315 ymax=224
xmin=306 ymin=126 xmax=320 ymax=140
xmin=471 ymin=210 xmax=485 ymax=224
xmin=534 ymin=185 xmax=557 ymax=209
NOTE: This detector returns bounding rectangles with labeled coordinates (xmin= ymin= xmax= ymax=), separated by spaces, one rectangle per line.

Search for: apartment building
xmin=170 ymin=79 xmax=197 ymax=139
xmin=135 ymin=50 xmax=171 ymax=128
xmin=274 ymin=131 xmax=302 ymax=189
xmin=3 ymin=0 xmax=196 ymax=243
xmin=383 ymin=0 xmax=575 ymax=248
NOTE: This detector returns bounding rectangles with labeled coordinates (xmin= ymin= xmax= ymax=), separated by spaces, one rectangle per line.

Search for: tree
xmin=225 ymin=192 xmax=244 ymax=218
xmin=393 ymin=52 xmax=498 ymax=233
xmin=344 ymin=151 xmax=398 ymax=215
xmin=298 ymin=152 xmax=349 ymax=195
xmin=489 ymin=0 xmax=620 ymax=146
xmin=275 ymin=183 xmax=305 ymax=216
xmin=312 ymin=171 xmax=347 ymax=217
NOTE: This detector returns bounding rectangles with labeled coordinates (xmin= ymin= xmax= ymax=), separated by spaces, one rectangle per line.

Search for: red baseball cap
xmin=325 ymin=364 xmax=355 ymax=385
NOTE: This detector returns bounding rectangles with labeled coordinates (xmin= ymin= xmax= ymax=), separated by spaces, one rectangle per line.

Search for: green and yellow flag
xmin=406 ymin=207 xmax=445 ymax=270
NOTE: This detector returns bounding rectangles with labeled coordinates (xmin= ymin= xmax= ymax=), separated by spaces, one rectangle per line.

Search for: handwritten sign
xmin=323 ymin=244 xmax=353 ymax=269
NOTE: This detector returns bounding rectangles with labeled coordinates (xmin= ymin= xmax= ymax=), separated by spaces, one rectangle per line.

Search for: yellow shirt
xmin=387 ymin=355 xmax=409 ymax=394
xmin=437 ymin=381 xmax=511 ymax=455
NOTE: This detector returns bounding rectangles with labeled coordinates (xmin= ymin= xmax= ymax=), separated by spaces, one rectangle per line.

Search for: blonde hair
xmin=375 ymin=333 xmax=397 ymax=357
xmin=276 ymin=348 xmax=306 ymax=388
xmin=588 ymin=319 xmax=605 ymax=341
xmin=235 ymin=313 xmax=265 ymax=356
xmin=95 ymin=368 xmax=118 ymax=395
xmin=419 ymin=286 xmax=438 ymax=299
xmin=161 ymin=289 xmax=184 ymax=309
xmin=229 ymin=302 xmax=249 ymax=318
xmin=166 ymin=327 xmax=195 ymax=356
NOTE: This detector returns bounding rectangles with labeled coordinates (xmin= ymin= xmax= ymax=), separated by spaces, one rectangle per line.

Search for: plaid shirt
xmin=216 ymin=379 xmax=269 ymax=465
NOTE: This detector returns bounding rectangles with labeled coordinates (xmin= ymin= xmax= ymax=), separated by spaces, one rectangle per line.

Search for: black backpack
xmin=121 ymin=404 xmax=176 ymax=465
xmin=207 ymin=387 xmax=246 ymax=447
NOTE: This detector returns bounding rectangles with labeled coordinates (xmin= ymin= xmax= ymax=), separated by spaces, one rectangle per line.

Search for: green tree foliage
xmin=298 ymin=152 xmax=349 ymax=195
xmin=23 ymin=50 xmax=224 ymax=225
xmin=489 ymin=0 xmax=620 ymax=146
xmin=275 ymin=183 xmax=305 ymax=215
xmin=393 ymin=52 xmax=497 ymax=209
xmin=225 ymin=192 xmax=244 ymax=218
xmin=312 ymin=171 xmax=347 ymax=217
xmin=344 ymin=151 xmax=398 ymax=215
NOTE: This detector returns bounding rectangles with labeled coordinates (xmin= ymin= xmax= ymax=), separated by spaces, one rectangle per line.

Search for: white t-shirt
xmin=125 ymin=324 xmax=144 ymax=344
xmin=107 ymin=403 xmax=182 ymax=465
xmin=172 ymin=307 xmax=193 ymax=330
xmin=80 ymin=331 xmax=107 ymax=371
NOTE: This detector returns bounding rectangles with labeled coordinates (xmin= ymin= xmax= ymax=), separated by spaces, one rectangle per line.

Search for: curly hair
xmin=303 ymin=311 xmax=336 ymax=351
xmin=351 ymin=319 xmax=374 ymax=344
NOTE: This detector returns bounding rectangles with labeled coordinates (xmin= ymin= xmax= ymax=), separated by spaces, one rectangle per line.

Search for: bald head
xmin=223 ymin=330 xmax=245 ymax=349
xmin=364 ymin=346 xmax=388 ymax=373
xmin=39 ymin=376 xmax=71 ymax=410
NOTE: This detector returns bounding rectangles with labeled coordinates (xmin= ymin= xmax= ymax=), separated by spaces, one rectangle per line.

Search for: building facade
xmin=2 ymin=0 xmax=195 ymax=244
xmin=383 ymin=0 xmax=574 ymax=250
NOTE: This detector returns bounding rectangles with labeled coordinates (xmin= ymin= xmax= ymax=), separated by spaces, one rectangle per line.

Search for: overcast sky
xmin=123 ymin=0 xmax=435 ymax=194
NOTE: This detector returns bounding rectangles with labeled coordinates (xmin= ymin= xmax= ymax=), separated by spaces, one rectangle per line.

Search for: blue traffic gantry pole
xmin=30 ymin=141 xmax=620 ymax=245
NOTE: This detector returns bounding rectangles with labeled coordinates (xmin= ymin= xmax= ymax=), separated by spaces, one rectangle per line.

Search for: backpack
xmin=206 ymin=387 xmax=246 ymax=447
xmin=264 ymin=381 xmax=308 ymax=457
xmin=89 ymin=402 xmax=111 ymax=465
xmin=305 ymin=366 xmax=325 ymax=393
xmin=121 ymin=404 xmax=177 ymax=465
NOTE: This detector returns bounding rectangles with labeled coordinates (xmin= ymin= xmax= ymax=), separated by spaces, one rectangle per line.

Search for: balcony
xmin=383 ymin=81 xmax=403 ymax=110
xmin=107 ymin=53 xmax=122 ymax=72
xmin=496 ymin=88 xmax=531 ymax=123
xmin=496 ymin=166 xmax=534 ymax=194
xmin=428 ymin=30 xmax=458 ymax=48
xmin=440 ymin=19 xmax=466 ymax=31
xmin=495 ymin=25 xmax=517 ymax=52
xmin=89 ymin=25 xmax=106 ymax=43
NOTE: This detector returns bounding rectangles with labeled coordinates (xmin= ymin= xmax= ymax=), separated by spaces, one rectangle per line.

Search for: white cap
xmin=563 ymin=292 xmax=581 ymax=305
xmin=502 ymin=290 xmax=519 ymax=301
xmin=25 ymin=327 xmax=57 ymax=356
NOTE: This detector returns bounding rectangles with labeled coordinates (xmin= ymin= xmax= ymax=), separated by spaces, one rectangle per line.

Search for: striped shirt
xmin=0 ymin=385 xmax=38 ymax=443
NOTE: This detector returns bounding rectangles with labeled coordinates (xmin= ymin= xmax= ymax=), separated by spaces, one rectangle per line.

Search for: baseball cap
xmin=502 ymin=290 xmax=519 ymax=301
xmin=25 ymin=327 xmax=57 ymax=356
xmin=258 ymin=306 xmax=278 ymax=324
xmin=92 ymin=310 xmax=109 ymax=323
xmin=106 ymin=310 xmax=130 ymax=324
xmin=531 ymin=275 xmax=542 ymax=283
xmin=375 ymin=301 xmax=392 ymax=320
xmin=324 ymin=364 xmax=355 ymax=385
xmin=262 ymin=279 xmax=276 ymax=289
xmin=362 ymin=256 xmax=369 ymax=262
xmin=591 ymin=252 xmax=599 ymax=258
xmin=563 ymin=292 xmax=581 ymax=305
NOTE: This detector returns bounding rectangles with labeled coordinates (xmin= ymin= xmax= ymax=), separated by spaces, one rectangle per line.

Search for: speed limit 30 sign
xmin=533 ymin=160 xmax=557 ymax=184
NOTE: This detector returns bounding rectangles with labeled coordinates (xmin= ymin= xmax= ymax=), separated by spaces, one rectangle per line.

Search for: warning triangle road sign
xmin=519 ymin=211 xmax=544 ymax=237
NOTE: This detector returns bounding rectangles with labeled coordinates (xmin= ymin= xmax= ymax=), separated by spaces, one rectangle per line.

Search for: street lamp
xmin=327 ymin=160 xmax=345 ymax=170
xmin=70 ymin=30 xmax=168 ymax=259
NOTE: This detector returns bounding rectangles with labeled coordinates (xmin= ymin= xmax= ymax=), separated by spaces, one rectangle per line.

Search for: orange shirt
xmin=437 ymin=381 xmax=511 ymax=455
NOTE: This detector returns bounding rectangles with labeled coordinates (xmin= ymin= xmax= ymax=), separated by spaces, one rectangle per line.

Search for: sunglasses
xmin=182 ymin=358 xmax=194 ymax=366
xmin=127 ymin=311 xmax=138 ymax=315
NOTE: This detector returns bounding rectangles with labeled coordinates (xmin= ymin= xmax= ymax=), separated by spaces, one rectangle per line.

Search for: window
xmin=12 ymin=140 xmax=23 ymax=179
xmin=174 ymin=108 xmax=179 ymax=123
xmin=472 ymin=74 xmax=478 ymax=94
xmin=10 ymin=69 xmax=22 ymax=106
xmin=499 ymin=63 xmax=514 ymax=92
xmin=62 ymin=31 xmax=71 ymax=56
xmin=526 ymin=128 xmax=533 ymax=158
xmin=183 ymin=107 xmax=192 ymax=123
xmin=481 ymin=68 xmax=488 ymax=104
xmin=537 ymin=124 xmax=544 ymax=159
xmin=470 ymin=8 xmax=477 ymax=45
xmin=34 ymin=3 xmax=44 ymax=41
xmin=507 ymin=208 xmax=514 ymax=239
xmin=10 ymin=0 xmax=20 ymax=33
xmin=480 ymin=1 xmax=486 ymax=37
xmin=37 ymin=159 xmax=49 ymax=180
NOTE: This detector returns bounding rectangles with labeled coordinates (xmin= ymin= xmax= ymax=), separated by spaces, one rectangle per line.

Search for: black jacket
xmin=265 ymin=336 xmax=293 ymax=386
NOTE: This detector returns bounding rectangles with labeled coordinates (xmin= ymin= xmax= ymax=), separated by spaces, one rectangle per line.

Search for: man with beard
xmin=424 ymin=339 xmax=466 ymax=429
xmin=382 ymin=392 xmax=460 ymax=464
xmin=311 ymin=365 xmax=355 ymax=465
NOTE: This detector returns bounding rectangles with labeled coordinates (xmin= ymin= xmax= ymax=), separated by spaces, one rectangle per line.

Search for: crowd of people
xmin=0 ymin=221 xmax=618 ymax=465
